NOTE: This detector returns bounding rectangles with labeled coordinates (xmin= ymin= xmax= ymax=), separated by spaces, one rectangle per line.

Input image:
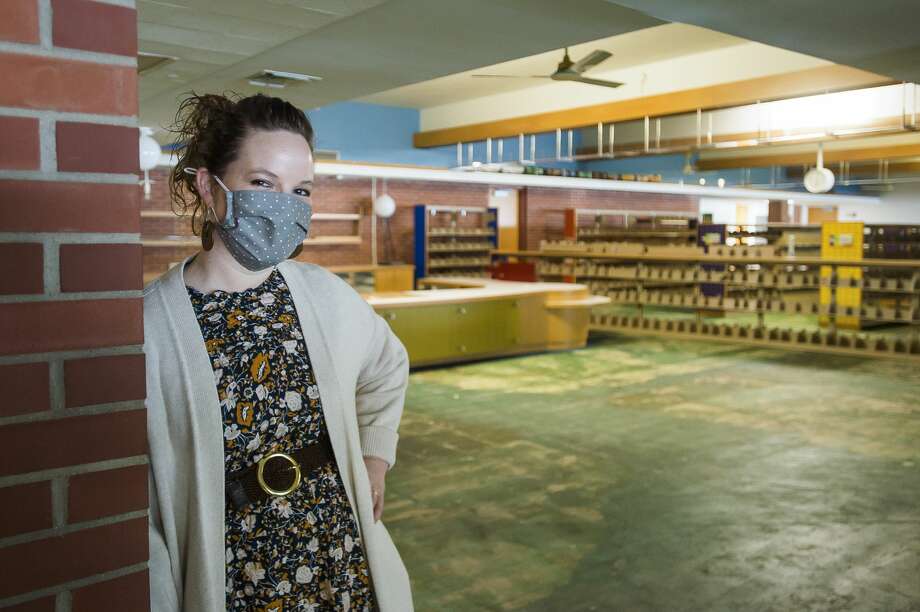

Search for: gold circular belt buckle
xmin=257 ymin=452 xmax=302 ymax=497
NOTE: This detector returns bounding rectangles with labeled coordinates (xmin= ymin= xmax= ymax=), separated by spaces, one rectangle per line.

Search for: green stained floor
xmin=383 ymin=334 xmax=920 ymax=612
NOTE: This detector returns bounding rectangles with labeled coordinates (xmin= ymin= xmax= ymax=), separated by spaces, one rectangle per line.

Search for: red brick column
xmin=0 ymin=1 xmax=150 ymax=611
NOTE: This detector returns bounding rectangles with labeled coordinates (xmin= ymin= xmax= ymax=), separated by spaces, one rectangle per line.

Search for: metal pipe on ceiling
xmin=597 ymin=122 xmax=603 ymax=157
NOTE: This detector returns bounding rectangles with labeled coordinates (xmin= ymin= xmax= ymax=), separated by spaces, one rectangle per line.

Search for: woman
xmin=145 ymin=93 xmax=413 ymax=612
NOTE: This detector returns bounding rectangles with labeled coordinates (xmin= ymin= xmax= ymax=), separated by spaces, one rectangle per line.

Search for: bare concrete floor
xmin=384 ymin=334 xmax=920 ymax=612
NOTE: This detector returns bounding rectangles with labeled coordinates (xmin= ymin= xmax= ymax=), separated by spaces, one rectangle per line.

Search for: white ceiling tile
xmin=138 ymin=22 xmax=272 ymax=56
xmin=138 ymin=39 xmax=242 ymax=66
xmin=139 ymin=0 xmax=345 ymax=29
xmin=137 ymin=1 xmax=303 ymax=41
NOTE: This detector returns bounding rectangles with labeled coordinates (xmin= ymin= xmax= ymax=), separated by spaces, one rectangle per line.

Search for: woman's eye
xmin=295 ymin=189 xmax=311 ymax=198
xmin=251 ymin=179 xmax=272 ymax=188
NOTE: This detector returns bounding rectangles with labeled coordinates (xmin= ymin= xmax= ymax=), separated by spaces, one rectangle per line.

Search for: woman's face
xmin=197 ymin=129 xmax=315 ymax=223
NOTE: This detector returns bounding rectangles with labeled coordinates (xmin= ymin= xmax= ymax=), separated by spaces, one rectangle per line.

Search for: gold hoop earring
xmin=201 ymin=220 xmax=214 ymax=251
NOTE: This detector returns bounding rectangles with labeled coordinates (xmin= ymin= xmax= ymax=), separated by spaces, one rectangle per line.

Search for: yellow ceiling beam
xmin=696 ymin=143 xmax=920 ymax=170
xmin=413 ymin=65 xmax=894 ymax=148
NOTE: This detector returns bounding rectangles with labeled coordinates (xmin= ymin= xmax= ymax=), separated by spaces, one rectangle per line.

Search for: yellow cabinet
xmin=450 ymin=300 xmax=518 ymax=357
xmin=378 ymin=305 xmax=453 ymax=364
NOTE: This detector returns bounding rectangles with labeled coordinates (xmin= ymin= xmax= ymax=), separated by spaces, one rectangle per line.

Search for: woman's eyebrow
xmin=249 ymin=168 xmax=312 ymax=186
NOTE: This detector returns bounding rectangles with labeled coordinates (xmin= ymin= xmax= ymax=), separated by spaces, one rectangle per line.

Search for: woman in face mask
xmin=144 ymin=93 xmax=413 ymax=612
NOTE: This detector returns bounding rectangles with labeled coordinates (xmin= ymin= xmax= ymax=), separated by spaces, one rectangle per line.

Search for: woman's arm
xmin=355 ymin=302 xmax=410 ymax=520
xmin=355 ymin=303 xmax=410 ymax=468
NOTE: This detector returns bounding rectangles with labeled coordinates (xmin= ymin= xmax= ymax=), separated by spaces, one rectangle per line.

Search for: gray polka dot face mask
xmin=189 ymin=169 xmax=313 ymax=271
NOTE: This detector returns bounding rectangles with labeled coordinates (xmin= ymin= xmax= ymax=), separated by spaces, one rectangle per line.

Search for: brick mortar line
xmin=0 ymin=344 xmax=144 ymax=366
xmin=0 ymin=233 xmax=140 ymax=243
xmin=43 ymin=238 xmax=61 ymax=293
xmin=0 ymin=509 xmax=148 ymax=549
xmin=0 ymin=41 xmax=137 ymax=67
xmin=0 ymin=398 xmax=146 ymax=428
xmin=0 ymin=290 xmax=144 ymax=304
xmin=51 ymin=475 xmax=67 ymax=528
xmin=0 ymin=455 xmax=148 ymax=488
xmin=0 ymin=107 xmax=138 ymax=127
xmin=92 ymin=0 xmax=137 ymax=7
xmin=0 ymin=562 xmax=148 ymax=610
xmin=39 ymin=115 xmax=57 ymax=173
xmin=38 ymin=0 xmax=52 ymax=50
xmin=0 ymin=171 xmax=139 ymax=184
xmin=48 ymin=359 xmax=65 ymax=412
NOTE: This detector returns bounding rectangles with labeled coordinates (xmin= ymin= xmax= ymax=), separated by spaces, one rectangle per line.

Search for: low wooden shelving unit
xmin=492 ymin=245 xmax=920 ymax=361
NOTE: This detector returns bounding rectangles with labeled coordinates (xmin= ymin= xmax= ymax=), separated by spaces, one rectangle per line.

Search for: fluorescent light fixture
xmin=247 ymin=69 xmax=323 ymax=89
xmin=765 ymin=132 xmax=827 ymax=143
xmin=711 ymin=139 xmax=760 ymax=149
xmin=830 ymin=126 xmax=899 ymax=137
xmin=262 ymin=69 xmax=323 ymax=82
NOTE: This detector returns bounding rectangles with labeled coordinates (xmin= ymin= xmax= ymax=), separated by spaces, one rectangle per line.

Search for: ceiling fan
xmin=472 ymin=47 xmax=622 ymax=88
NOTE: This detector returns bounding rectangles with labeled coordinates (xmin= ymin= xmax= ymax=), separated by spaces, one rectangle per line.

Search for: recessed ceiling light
xmin=247 ymin=69 xmax=323 ymax=89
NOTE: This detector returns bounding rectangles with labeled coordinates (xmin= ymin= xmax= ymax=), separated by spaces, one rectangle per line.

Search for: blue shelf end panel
xmin=413 ymin=204 xmax=427 ymax=282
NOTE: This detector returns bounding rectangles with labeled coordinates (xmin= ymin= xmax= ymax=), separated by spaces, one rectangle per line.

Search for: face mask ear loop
xmin=184 ymin=167 xmax=232 ymax=228
xmin=209 ymin=173 xmax=235 ymax=229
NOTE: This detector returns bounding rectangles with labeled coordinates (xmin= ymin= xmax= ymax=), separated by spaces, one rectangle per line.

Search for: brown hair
xmin=168 ymin=92 xmax=315 ymax=235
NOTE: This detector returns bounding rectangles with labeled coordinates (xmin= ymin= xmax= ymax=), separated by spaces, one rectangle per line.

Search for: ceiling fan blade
xmin=471 ymin=74 xmax=553 ymax=79
xmin=569 ymin=76 xmax=623 ymax=88
xmin=570 ymin=49 xmax=612 ymax=74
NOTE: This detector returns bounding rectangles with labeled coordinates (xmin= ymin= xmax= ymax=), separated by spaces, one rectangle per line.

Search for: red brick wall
xmin=521 ymin=187 xmax=699 ymax=250
xmin=142 ymin=167 xmax=699 ymax=278
xmin=0 ymin=1 xmax=148 ymax=609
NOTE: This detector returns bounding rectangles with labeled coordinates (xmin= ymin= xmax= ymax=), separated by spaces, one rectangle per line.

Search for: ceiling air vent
xmin=138 ymin=51 xmax=176 ymax=74
xmin=248 ymin=69 xmax=323 ymax=89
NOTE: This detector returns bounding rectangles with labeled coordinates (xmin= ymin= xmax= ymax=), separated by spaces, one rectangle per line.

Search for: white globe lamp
xmin=373 ymin=193 xmax=396 ymax=218
xmin=139 ymin=127 xmax=161 ymax=198
xmin=373 ymin=193 xmax=397 ymax=263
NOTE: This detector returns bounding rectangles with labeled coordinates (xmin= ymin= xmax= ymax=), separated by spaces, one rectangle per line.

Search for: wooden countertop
xmin=327 ymin=263 xmax=414 ymax=273
xmin=365 ymin=276 xmax=610 ymax=309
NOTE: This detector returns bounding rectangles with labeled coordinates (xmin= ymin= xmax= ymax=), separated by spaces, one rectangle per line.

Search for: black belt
xmin=225 ymin=435 xmax=335 ymax=511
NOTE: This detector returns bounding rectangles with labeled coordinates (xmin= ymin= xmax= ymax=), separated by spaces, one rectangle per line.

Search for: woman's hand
xmin=363 ymin=456 xmax=388 ymax=522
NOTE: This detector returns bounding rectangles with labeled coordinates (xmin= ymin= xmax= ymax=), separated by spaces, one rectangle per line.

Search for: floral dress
xmin=187 ymin=268 xmax=376 ymax=612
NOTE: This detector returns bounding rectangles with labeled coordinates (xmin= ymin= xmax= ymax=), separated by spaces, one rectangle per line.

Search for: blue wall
xmin=308 ymin=100 xmax=577 ymax=170
xmin=307 ymin=101 xmax=456 ymax=167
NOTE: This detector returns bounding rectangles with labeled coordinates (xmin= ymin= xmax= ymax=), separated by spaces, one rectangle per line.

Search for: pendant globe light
xmin=373 ymin=182 xmax=397 ymax=264
xmin=139 ymin=127 xmax=161 ymax=199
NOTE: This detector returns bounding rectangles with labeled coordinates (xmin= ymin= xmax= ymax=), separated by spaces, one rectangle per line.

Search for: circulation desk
xmin=364 ymin=277 xmax=610 ymax=367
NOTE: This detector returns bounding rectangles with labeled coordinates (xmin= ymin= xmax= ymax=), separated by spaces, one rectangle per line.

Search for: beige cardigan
xmin=144 ymin=256 xmax=413 ymax=611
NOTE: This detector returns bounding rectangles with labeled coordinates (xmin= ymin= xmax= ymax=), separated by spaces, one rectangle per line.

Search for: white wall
xmin=699 ymin=197 xmax=770 ymax=225
xmin=837 ymin=182 xmax=920 ymax=223
xmin=420 ymin=42 xmax=829 ymax=131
